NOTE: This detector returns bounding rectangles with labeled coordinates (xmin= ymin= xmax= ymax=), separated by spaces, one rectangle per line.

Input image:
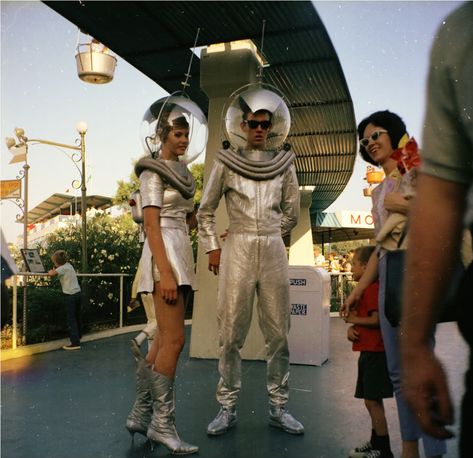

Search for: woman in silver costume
xmin=126 ymin=115 xmax=199 ymax=455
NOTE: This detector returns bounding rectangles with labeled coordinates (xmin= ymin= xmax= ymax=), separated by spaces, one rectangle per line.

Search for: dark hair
xmin=354 ymin=245 xmax=376 ymax=265
xmin=357 ymin=110 xmax=407 ymax=165
xmin=51 ymin=250 xmax=67 ymax=266
xmin=159 ymin=115 xmax=189 ymax=143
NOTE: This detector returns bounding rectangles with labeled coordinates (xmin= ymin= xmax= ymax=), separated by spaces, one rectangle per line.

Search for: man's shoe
xmin=62 ymin=345 xmax=81 ymax=350
xmin=207 ymin=407 xmax=237 ymax=435
xmin=269 ymin=406 xmax=304 ymax=435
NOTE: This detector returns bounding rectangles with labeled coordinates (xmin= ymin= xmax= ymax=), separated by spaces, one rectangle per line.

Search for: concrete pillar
xmin=189 ymin=45 xmax=267 ymax=360
xmin=289 ymin=186 xmax=315 ymax=266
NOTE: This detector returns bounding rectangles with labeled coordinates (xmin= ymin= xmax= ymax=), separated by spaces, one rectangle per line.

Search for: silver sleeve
xmin=197 ymin=160 xmax=225 ymax=253
xmin=280 ymin=164 xmax=300 ymax=236
xmin=140 ymin=170 xmax=163 ymax=208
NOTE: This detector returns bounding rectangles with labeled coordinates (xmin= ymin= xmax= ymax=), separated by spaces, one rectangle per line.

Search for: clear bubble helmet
xmin=224 ymin=87 xmax=291 ymax=151
xmin=140 ymin=95 xmax=208 ymax=163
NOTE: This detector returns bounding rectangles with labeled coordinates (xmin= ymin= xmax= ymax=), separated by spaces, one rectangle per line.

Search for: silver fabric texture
xmin=198 ymin=149 xmax=300 ymax=253
xmin=138 ymin=167 xmax=196 ymax=294
xmin=147 ymin=370 xmax=199 ymax=454
xmin=126 ymin=359 xmax=153 ymax=437
xmin=135 ymin=156 xmax=196 ymax=199
xmin=217 ymin=147 xmax=295 ymax=180
xmin=206 ymin=407 xmax=237 ymax=435
xmin=268 ymin=405 xmax=305 ymax=434
xmin=197 ymin=149 xmax=300 ymax=409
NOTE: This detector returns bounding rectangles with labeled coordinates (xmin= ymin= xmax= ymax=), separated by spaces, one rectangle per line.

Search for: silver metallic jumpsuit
xmin=138 ymin=161 xmax=196 ymax=294
xmin=198 ymin=149 xmax=300 ymax=409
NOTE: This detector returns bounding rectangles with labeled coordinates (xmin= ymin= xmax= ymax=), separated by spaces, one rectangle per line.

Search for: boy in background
xmin=343 ymin=246 xmax=394 ymax=458
xmin=49 ymin=250 xmax=81 ymax=350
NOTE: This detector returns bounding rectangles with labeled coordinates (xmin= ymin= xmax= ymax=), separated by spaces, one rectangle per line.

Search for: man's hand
xmin=208 ymin=249 xmax=222 ymax=276
xmin=347 ymin=325 xmax=359 ymax=342
xmin=402 ymin=346 xmax=454 ymax=439
xmin=48 ymin=269 xmax=57 ymax=276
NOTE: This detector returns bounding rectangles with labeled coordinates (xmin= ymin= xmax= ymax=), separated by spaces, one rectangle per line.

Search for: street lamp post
xmin=5 ymin=123 xmax=89 ymax=342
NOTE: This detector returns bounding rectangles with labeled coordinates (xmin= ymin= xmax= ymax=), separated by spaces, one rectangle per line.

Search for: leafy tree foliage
xmin=39 ymin=212 xmax=140 ymax=274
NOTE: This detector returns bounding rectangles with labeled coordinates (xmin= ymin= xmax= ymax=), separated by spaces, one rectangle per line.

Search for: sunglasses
xmin=246 ymin=120 xmax=272 ymax=130
xmin=360 ymin=130 xmax=388 ymax=148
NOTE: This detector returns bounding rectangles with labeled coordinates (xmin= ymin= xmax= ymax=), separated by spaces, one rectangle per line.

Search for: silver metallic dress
xmin=137 ymin=161 xmax=196 ymax=294
xmin=197 ymin=149 xmax=300 ymax=408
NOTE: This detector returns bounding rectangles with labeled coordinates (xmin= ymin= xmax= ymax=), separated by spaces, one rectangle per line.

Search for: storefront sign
xmin=0 ymin=180 xmax=21 ymax=200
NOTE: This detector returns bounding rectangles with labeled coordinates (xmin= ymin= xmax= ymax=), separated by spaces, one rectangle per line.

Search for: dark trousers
xmin=64 ymin=292 xmax=81 ymax=346
xmin=458 ymin=258 xmax=473 ymax=458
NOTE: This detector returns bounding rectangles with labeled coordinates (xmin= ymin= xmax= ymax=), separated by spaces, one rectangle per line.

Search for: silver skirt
xmin=138 ymin=221 xmax=196 ymax=293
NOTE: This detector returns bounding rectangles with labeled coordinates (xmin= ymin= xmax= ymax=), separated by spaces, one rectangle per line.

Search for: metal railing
xmin=329 ymin=272 xmax=355 ymax=313
xmin=6 ymin=272 xmax=138 ymax=350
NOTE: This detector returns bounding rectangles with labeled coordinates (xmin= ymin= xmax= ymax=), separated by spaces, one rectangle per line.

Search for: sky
xmin=1 ymin=0 xmax=462 ymax=244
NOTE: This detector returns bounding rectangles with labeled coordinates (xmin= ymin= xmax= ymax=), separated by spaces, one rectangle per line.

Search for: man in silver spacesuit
xmin=197 ymin=101 xmax=304 ymax=436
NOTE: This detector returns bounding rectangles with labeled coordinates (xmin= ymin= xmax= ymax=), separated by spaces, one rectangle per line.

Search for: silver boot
xmin=126 ymin=358 xmax=152 ymax=442
xmin=269 ymin=405 xmax=304 ymax=435
xmin=147 ymin=371 xmax=199 ymax=455
xmin=130 ymin=337 xmax=144 ymax=361
xmin=207 ymin=407 xmax=237 ymax=436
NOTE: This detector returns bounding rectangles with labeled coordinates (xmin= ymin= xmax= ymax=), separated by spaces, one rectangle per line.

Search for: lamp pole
xmin=76 ymin=122 xmax=88 ymax=274
xmin=6 ymin=122 xmax=89 ymax=270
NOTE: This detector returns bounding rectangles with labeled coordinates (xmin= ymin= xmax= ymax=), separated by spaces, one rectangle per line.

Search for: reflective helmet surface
xmin=223 ymin=86 xmax=290 ymax=151
xmin=140 ymin=94 xmax=208 ymax=163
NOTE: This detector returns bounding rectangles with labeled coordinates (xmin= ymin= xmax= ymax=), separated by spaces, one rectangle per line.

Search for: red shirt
xmin=352 ymin=281 xmax=385 ymax=352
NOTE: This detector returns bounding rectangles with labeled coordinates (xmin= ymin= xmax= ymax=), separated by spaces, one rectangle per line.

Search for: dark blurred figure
xmin=401 ymin=4 xmax=473 ymax=458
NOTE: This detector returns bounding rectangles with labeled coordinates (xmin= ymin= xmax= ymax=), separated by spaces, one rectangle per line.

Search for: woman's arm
xmin=344 ymin=310 xmax=379 ymax=328
xmin=143 ymin=206 xmax=177 ymax=303
xmin=340 ymin=249 xmax=379 ymax=316
xmin=384 ymin=192 xmax=409 ymax=214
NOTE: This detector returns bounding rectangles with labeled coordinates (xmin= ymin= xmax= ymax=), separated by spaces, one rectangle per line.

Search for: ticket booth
xmin=288 ymin=266 xmax=331 ymax=366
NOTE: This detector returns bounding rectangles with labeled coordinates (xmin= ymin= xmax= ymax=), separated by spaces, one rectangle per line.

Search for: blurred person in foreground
xmin=401 ymin=4 xmax=473 ymax=458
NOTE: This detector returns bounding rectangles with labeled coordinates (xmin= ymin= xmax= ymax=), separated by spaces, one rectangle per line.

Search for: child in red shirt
xmin=344 ymin=246 xmax=394 ymax=458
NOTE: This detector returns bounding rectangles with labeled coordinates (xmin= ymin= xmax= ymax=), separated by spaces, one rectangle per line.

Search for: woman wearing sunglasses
xmin=341 ymin=110 xmax=446 ymax=458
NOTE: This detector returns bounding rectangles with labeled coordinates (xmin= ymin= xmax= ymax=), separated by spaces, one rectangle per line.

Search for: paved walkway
xmin=1 ymin=319 xmax=468 ymax=458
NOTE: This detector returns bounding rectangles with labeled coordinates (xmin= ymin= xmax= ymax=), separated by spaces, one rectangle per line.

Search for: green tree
xmin=39 ymin=212 xmax=140 ymax=274
xmin=114 ymin=171 xmax=140 ymax=209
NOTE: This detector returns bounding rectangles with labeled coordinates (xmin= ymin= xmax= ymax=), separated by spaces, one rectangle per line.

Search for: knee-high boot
xmin=126 ymin=358 xmax=153 ymax=441
xmin=147 ymin=370 xmax=199 ymax=455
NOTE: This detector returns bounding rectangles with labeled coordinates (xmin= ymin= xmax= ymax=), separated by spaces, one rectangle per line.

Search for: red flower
xmin=391 ymin=138 xmax=421 ymax=175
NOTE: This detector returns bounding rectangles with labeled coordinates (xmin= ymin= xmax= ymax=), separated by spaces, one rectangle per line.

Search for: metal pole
xmin=79 ymin=132 xmax=87 ymax=274
xmin=22 ymin=156 xmax=30 ymax=345
xmin=119 ymin=275 xmax=124 ymax=328
xmin=12 ymin=275 xmax=18 ymax=350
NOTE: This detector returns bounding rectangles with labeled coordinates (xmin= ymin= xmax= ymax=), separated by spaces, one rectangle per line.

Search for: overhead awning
xmin=44 ymin=1 xmax=357 ymax=213
xmin=17 ymin=193 xmax=113 ymax=224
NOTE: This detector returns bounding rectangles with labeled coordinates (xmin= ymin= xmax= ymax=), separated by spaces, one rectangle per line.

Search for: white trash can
xmin=288 ymin=266 xmax=331 ymax=366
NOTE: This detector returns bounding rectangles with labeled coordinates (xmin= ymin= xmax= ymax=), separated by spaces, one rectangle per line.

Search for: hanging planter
xmin=75 ymin=31 xmax=117 ymax=84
